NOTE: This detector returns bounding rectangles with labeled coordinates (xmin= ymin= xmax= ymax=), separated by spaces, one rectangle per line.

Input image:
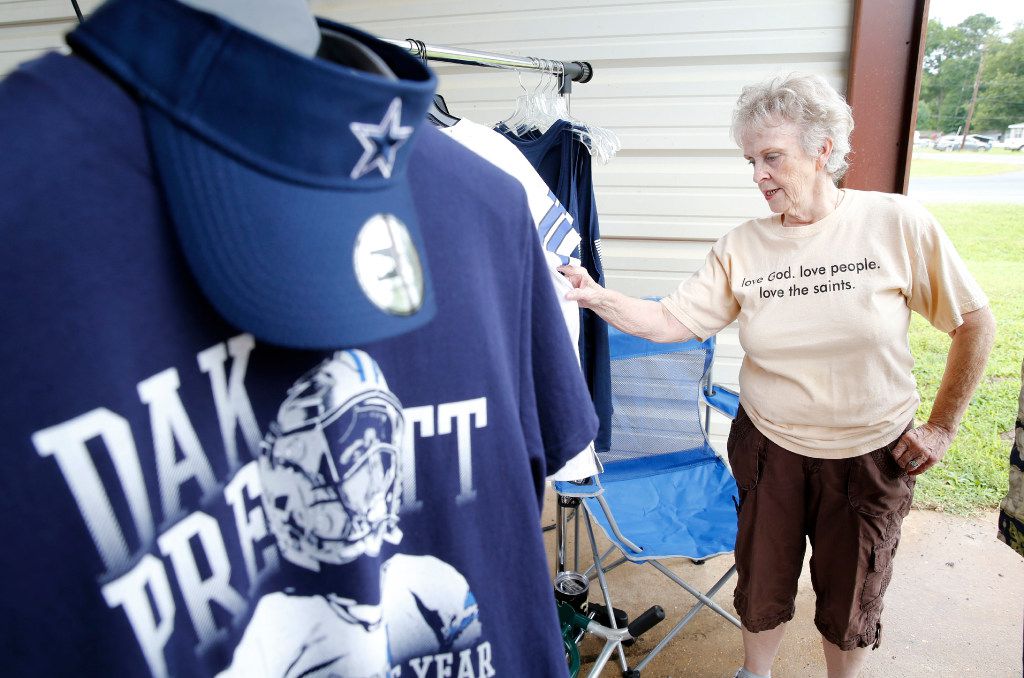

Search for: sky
xmin=928 ymin=0 xmax=1024 ymax=33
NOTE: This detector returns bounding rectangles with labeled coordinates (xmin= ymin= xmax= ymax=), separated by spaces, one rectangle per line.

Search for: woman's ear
xmin=818 ymin=138 xmax=835 ymax=170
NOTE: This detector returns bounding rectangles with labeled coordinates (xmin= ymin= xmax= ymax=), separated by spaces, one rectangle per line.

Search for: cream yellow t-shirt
xmin=661 ymin=189 xmax=988 ymax=459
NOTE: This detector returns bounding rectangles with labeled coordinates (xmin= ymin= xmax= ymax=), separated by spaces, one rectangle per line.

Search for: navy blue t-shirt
xmin=500 ymin=120 xmax=612 ymax=452
xmin=0 ymin=48 xmax=597 ymax=677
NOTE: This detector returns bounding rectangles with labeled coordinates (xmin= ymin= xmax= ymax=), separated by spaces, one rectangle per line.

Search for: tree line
xmin=917 ymin=14 xmax=1024 ymax=136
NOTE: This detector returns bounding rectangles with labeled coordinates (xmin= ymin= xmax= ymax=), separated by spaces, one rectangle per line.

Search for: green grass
xmin=909 ymin=158 xmax=1022 ymax=178
xmin=909 ymin=203 xmax=1023 ymax=514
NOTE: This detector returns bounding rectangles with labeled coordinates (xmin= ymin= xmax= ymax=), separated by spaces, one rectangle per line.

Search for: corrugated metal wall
xmin=0 ymin=0 xmax=853 ymax=445
xmin=0 ymin=0 xmax=98 ymax=75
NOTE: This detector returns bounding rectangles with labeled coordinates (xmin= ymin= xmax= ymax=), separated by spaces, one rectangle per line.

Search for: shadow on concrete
xmin=543 ymin=491 xmax=1024 ymax=677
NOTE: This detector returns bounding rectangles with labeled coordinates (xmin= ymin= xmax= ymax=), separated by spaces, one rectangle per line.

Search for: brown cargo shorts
xmin=727 ymin=405 xmax=915 ymax=650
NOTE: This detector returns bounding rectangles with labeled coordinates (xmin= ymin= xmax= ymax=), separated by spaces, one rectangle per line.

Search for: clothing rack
xmin=64 ymin=1 xmax=595 ymax=93
xmin=384 ymin=38 xmax=593 ymax=94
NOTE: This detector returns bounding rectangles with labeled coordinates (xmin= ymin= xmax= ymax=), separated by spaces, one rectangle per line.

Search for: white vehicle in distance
xmin=913 ymin=131 xmax=935 ymax=149
xmin=934 ymin=134 xmax=993 ymax=151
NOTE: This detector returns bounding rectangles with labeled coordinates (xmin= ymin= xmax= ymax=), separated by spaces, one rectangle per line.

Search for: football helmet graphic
xmin=259 ymin=350 xmax=404 ymax=571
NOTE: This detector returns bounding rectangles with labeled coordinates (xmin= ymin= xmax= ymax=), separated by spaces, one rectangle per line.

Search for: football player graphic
xmin=220 ymin=350 xmax=481 ymax=678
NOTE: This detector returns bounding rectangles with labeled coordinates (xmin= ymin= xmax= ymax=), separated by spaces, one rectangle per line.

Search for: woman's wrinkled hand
xmin=890 ymin=422 xmax=956 ymax=476
xmin=557 ymin=264 xmax=606 ymax=310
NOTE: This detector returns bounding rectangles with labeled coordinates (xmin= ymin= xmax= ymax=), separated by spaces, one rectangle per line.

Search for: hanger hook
xmin=405 ymin=38 xmax=429 ymax=69
xmin=515 ymin=67 xmax=528 ymax=95
xmin=415 ymin=39 xmax=429 ymax=67
xmin=530 ymin=57 xmax=546 ymax=95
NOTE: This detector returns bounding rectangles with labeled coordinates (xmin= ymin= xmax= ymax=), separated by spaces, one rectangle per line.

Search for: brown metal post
xmin=960 ymin=49 xmax=986 ymax=150
xmin=843 ymin=0 xmax=930 ymax=194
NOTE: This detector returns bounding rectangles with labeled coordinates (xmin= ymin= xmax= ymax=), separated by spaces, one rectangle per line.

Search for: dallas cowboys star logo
xmin=349 ymin=98 xmax=414 ymax=180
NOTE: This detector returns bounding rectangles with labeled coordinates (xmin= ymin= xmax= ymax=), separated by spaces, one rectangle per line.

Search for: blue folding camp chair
xmin=555 ymin=324 xmax=743 ymax=676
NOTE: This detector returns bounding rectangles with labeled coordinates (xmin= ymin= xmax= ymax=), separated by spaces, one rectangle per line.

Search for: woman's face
xmin=740 ymin=120 xmax=823 ymax=218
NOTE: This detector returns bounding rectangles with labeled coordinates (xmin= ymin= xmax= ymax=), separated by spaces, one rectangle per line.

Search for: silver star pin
xmin=349 ymin=98 xmax=414 ymax=180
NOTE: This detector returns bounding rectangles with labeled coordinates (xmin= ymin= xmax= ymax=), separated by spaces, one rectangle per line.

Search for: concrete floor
xmin=543 ymin=495 xmax=1024 ymax=678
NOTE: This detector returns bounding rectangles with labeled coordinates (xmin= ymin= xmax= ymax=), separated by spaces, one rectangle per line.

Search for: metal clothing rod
xmin=384 ymin=38 xmax=593 ymax=86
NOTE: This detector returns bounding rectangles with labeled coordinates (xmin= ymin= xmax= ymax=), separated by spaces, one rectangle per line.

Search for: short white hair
xmin=731 ymin=73 xmax=855 ymax=182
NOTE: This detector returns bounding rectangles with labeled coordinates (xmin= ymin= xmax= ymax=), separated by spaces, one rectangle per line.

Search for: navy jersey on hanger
xmin=500 ymin=120 xmax=612 ymax=453
xmin=0 ymin=4 xmax=597 ymax=675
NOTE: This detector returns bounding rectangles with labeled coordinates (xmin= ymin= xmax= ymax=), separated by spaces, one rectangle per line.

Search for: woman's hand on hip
xmin=890 ymin=422 xmax=956 ymax=476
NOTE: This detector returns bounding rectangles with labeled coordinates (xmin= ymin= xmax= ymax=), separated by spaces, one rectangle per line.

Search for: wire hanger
xmin=382 ymin=38 xmax=614 ymax=159
xmin=497 ymin=61 xmax=545 ymax=136
xmin=409 ymin=39 xmax=460 ymax=129
xmin=497 ymin=59 xmax=619 ymax=163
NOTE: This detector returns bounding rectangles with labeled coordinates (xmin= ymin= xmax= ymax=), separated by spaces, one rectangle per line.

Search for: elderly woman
xmin=559 ymin=73 xmax=995 ymax=678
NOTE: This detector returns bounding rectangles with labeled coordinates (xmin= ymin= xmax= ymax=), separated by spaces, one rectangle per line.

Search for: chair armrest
xmin=702 ymin=384 xmax=739 ymax=420
xmin=553 ymin=476 xmax=603 ymax=498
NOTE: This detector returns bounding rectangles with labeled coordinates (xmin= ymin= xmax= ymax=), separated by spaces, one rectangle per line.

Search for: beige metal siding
xmin=0 ymin=0 xmax=104 ymax=75
xmin=0 ymin=0 xmax=853 ymax=443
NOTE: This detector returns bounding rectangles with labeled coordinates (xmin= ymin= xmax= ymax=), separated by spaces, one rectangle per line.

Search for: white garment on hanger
xmin=441 ymin=119 xmax=599 ymax=482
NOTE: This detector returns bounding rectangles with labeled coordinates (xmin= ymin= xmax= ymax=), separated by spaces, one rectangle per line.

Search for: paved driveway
xmin=908 ymin=171 xmax=1024 ymax=204
xmin=913 ymin=151 xmax=1024 ymax=165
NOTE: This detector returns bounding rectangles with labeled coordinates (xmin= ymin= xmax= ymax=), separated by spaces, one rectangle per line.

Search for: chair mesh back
xmin=601 ymin=343 xmax=711 ymax=465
